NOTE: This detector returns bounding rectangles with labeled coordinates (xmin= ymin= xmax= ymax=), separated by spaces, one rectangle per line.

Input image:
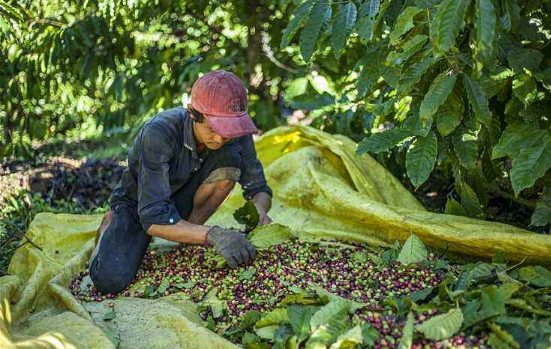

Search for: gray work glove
xmin=207 ymin=226 xmax=256 ymax=268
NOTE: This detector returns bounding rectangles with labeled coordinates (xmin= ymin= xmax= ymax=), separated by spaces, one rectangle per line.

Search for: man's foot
xmin=90 ymin=210 xmax=112 ymax=264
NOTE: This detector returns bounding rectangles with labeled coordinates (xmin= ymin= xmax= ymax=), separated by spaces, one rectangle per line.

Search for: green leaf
xmin=469 ymin=262 xmax=505 ymax=280
xmin=355 ymin=0 xmax=379 ymax=41
xmin=462 ymin=284 xmax=506 ymax=328
xmin=281 ymin=1 xmax=314 ymax=48
xmin=256 ymin=308 xmax=289 ymax=328
xmin=360 ymin=323 xmax=380 ymax=346
xmin=506 ymin=48 xmax=543 ymax=73
xmin=248 ymin=224 xmax=293 ymax=249
xmin=436 ymin=88 xmax=464 ymax=136
xmin=356 ymin=16 xmax=375 ymax=41
xmin=406 ymin=132 xmax=438 ymax=188
xmin=310 ymin=299 xmax=350 ymax=331
xmin=515 ymin=266 xmax=551 ymax=287
xmin=497 ymin=283 xmax=521 ymax=301
xmin=481 ymin=285 xmax=506 ymax=317
xmin=103 ymin=309 xmax=116 ymax=321
xmin=288 ymin=91 xmax=335 ymax=110
xmin=419 ymin=72 xmax=456 ymax=126
xmin=453 ymin=133 xmax=478 ymax=169
xmin=479 ymin=66 xmax=514 ymax=98
xmin=274 ymin=323 xmax=294 ymax=348
xmin=358 ymin=0 xmax=380 ymax=18
xmin=500 ymin=0 xmax=520 ymax=33
xmin=510 ymin=136 xmax=551 ymax=196
xmin=389 ymin=7 xmax=423 ymax=45
xmin=329 ymin=325 xmax=363 ymax=349
xmin=357 ymin=128 xmax=413 ymax=155
xmin=416 ymin=308 xmax=463 ymax=340
xmin=473 ymin=0 xmax=496 ymax=70
xmin=234 ymin=201 xmax=260 ymax=230
xmin=307 ymin=301 xmax=349 ymax=348
xmin=492 ymin=123 xmax=547 ymax=159
xmin=398 ymin=312 xmax=415 ymax=349
xmin=445 ymin=198 xmax=468 ymax=216
xmin=157 ymin=278 xmax=170 ymax=294
xmin=372 ymin=0 xmax=391 ymax=38
xmin=507 ymin=298 xmax=551 ymax=316
xmin=397 ymin=51 xmax=436 ymax=95
xmin=331 ymin=2 xmax=357 ymax=59
xmin=299 ymin=0 xmax=331 ymax=62
xmin=281 ymin=293 xmax=320 ymax=306
xmin=356 ymin=50 xmax=382 ymax=97
xmin=242 ymin=332 xmax=270 ymax=349
xmin=288 ymin=306 xmax=317 ymax=343
xmin=397 ymin=234 xmax=428 ymax=265
xmin=285 ymin=77 xmax=310 ymax=101
xmin=234 ymin=310 xmax=261 ymax=332
xmin=175 ymin=281 xmax=196 ymax=289
xmin=512 ymin=74 xmax=538 ymax=106
xmin=457 ymin=181 xmax=485 ymax=218
xmin=311 ymin=286 xmax=365 ymax=312
xmin=430 ymin=0 xmax=471 ymax=54
xmin=256 ymin=325 xmax=279 ymax=340
xmin=386 ymin=35 xmax=428 ymax=67
xmin=239 ymin=267 xmax=257 ymax=281
xmin=488 ymin=323 xmax=520 ymax=349
xmin=532 ymin=186 xmax=551 ymax=226
xmin=0 ymin=0 xmax=24 ymax=22
xmin=464 ymin=75 xmax=492 ymax=129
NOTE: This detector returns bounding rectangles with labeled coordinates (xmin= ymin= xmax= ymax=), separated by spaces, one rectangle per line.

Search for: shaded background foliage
xmin=0 ymin=0 xmax=549 ymax=244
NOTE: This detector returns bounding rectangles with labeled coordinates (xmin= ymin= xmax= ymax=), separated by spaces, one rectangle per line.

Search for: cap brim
xmin=204 ymin=113 xmax=259 ymax=138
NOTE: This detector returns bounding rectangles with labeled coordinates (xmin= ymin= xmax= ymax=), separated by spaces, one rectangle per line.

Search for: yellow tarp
xmin=1 ymin=125 xmax=550 ymax=349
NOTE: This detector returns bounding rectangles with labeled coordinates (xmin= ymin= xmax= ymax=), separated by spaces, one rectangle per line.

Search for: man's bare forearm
xmin=252 ymin=192 xmax=272 ymax=215
xmin=147 ymin=220 xmax=210 ymax=245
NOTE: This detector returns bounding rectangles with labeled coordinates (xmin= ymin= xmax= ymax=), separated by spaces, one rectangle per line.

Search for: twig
xmin=28 ymin=18 xmax=65 ymax=29
xmin=487 ymin=183 xmax=537 ymax=210
xmin=12 ymin=236 xmax=43 ymax=252
xmin=24 ymin=236 xmax=43 ymax=251
xmin=261 ymin=32 xmax=298 ymax=73
xmin=282 ymin=265 xmax=327 ymax=282
xmin=503 ymin=256 xmax=526 ymax=273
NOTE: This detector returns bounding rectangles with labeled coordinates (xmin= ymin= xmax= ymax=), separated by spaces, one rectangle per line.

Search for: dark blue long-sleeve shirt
xmin=110 ymin=107 xmax=272 ymax=232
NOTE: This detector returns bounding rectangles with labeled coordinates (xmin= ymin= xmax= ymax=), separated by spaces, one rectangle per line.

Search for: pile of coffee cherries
xmin=70 ymin=240 xmax=488 ymax=348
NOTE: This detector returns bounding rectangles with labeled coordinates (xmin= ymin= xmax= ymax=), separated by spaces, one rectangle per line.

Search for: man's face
xmin=192 ymin=119 xmax=229 ymax=150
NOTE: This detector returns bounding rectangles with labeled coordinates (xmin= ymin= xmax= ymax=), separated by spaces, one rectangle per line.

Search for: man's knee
xmin=215 ymin=179 xmax=236 ymax=192
xmin=90 ymin=259 xmax=135 ymax=295
xmin=203 ymin=167 xmax=241 ymax=186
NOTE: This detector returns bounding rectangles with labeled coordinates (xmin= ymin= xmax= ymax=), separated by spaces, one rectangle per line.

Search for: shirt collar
xmin=182 ymin=108 xmax=199 ymax=159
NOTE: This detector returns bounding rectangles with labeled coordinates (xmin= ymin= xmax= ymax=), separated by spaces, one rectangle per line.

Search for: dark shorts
xmin=89 ymin=145 xmax=241 ymax=294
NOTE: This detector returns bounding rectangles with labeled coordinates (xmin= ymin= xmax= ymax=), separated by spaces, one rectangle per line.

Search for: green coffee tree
xmin=280 ymin=0 xmax=551 ymax=227
xmin=0 ymin=0 xmax=298 ymax=158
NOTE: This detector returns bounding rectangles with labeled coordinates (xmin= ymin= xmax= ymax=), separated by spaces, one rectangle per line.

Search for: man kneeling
xmin=89 ymin=71 xmax=273 ymax=295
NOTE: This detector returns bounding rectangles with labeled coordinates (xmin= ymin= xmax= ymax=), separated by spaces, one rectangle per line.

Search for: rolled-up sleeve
xmin=238 ymin=135 xmax=272 ymax=200
xmin=137 ymin=124 xmax=181 ymax=232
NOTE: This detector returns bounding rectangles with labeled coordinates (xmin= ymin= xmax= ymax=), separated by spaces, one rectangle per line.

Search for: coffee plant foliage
xmin=279 ymin=0 xmax=551 ymax=227
xmin=1 ymin=0 xmax=550 ymax=227
xmin=0 ymin=0 xmax=300 ymax=158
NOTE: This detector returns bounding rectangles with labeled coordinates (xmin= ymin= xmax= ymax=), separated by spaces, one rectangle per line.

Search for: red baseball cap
xmin=190 ymin=70 xmax=259 ymax=138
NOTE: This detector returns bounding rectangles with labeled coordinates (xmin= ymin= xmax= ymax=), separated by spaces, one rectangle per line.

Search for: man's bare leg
xmin=89 ymin=210 xmax=113 ymax=264
xmin=89 ymin=179 xmax=234 ymax=263
xmin=187 ymin=179 xmax=236 ymax=225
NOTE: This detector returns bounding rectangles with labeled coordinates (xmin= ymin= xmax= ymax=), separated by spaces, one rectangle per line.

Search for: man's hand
xmin=207 ymin=226 xmax=256 ymax=267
